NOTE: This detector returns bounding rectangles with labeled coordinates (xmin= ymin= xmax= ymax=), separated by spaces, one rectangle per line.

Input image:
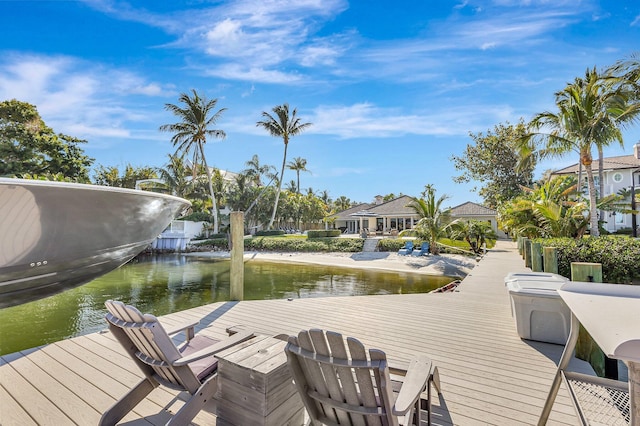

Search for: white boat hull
xmin=0 ymin=178 xmax=191 ymax=308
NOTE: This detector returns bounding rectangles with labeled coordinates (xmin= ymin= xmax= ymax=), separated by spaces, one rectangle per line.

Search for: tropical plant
xmin=401 ymin=185 xmax=451 ymax=254
xmin=159 ymin=90 xmax=226 ymax=233
xmin=498 ymin=176 xmax=589 ymax=238
xmin=93 ymin=164 xmax=158 ymax=188
xmin=334 ymin=195 xmax=351 ymax=211
xmin=256 ymin=104 xmax=311 ymax=229
xmin=244 ymin=154 xmax=275 ymax=187
xmin=284 ymin=179 xmax=297 ymax=193
xmin=520 ymin=67 xmax=640 ymax=236
xmin=141 ymin=154 xmax=195 ymax=198
xmin=450 ymin=220 xmax=498 ymax=254
xmin=287 ymin=156 xmax=309 ymax=194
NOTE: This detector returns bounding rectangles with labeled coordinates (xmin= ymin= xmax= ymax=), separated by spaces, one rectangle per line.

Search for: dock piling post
xmin=230 ymin=211 xmax=244 ymax=301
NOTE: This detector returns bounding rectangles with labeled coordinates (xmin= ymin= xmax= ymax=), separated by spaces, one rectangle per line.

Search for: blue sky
xmin=1 ymin=0 xmax=639 ymax=207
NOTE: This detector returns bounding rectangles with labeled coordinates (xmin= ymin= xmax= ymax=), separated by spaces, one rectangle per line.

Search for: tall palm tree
xmin=256 ymin=104 xmax=311 ymax=229
xmin=287 ymin=156 xmax=310 ymax=194
xmin=522 ymin=67 xmax=640 ymax=236
xmin=404 ymin=185 xmax=451 ymax=255
xmin=159 ymin=90 xmax=226 ymax=233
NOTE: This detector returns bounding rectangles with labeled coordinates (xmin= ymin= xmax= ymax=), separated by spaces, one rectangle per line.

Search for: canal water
xmin=0 ymin=254 xmax=455 ymax=355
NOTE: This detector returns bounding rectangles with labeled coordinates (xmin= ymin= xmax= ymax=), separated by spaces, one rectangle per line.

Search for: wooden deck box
xmin=215 ymin=335 xmax=304 ymax=426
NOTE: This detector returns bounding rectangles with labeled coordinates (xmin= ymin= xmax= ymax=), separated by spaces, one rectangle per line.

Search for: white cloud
xmin=0 ymin=53 xmax=172 ymax=142
xmin=206 ymin=64 xmax=303 ymax=84
xmin=309 ymin=102 xmax=516 ymax=139
xmin=631 ymin=15 xmax=640 ymax=27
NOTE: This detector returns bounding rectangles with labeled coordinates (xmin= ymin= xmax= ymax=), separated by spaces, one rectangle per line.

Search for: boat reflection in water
xmin=0 ymin=178 xmax=190 ymax=308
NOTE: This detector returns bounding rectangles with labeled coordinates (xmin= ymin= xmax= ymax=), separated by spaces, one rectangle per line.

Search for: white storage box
xmin=504 ymin=272 xmax=569 ymax=285
xmin=506 ymin=279 xmax=571 ymax=345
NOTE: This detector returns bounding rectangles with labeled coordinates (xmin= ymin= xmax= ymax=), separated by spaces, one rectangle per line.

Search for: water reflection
xmin=0 ymin=254 xmax=454 ymax=355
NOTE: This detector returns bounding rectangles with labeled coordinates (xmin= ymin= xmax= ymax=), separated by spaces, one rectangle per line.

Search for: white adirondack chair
xmin=285 ymin=329 xmax=441 ymax=426
xmin=100 ymin=300 xmax=254 ymax=426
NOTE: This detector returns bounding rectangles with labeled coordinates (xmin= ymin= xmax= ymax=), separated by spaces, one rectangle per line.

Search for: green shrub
xmin=246 ymin=236 xmax=363 ymax=252
xmin=307 ymin=229 xmax=341 ymax=238
xmin=377 ymin=239 xmax=412 ymax=252
xmin=178 ymin=212 xmax=210 ymax=222
xmin=255 ymin=230 xmax=286 ymax=236
xmin=536 ymin=236 xmax=640 ymax=284
xmin=191 ymin=238 xmax=228 ymax=249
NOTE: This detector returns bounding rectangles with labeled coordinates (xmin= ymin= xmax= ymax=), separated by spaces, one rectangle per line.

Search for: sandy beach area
xmin=185 ymin=250 xmax=478 ymax=278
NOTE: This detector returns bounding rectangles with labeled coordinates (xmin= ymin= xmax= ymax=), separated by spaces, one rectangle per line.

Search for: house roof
xmin=367 ymin=195 xmax=415 ymax=216
xmin=552 ymin=154 xmax=640 ymax=175
xmin=332 ymin=203 xmax=374 ymax=220
xmin=450 ymin=201 xmax=496 ymax=217
xmin=331 ymin=196 xmax=497 ymax=220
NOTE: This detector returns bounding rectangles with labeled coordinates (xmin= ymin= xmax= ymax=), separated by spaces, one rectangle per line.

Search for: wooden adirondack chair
xmin=100 ymin=300 xmax=254 ymax=426
xmin=285 ymin=329 xmax=441 ymax=426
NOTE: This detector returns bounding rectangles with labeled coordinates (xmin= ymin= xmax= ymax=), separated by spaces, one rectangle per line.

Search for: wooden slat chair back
xmin=285 ymin=329 xmax=440 ymax=426
xmin=101 ymin=300 xmax=254 ymax=426
xmin=105 ymin=299 xmax=203 ymax=392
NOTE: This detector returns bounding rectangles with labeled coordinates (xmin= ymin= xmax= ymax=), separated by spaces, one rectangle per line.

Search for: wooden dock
xmin=0 ymin=241 xmax=594 ymax=425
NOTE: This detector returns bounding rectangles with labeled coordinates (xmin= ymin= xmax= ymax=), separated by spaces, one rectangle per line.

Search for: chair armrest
xmin=173 ymin=331 xmax=255 ymax=366
xmin=392 ymin=355 xmax=432 ymax=415
xmin=165 ymin=320 xmax=199 ymax=339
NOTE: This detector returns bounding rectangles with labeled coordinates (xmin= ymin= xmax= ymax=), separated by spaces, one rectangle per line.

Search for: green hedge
xmin=191 ymin=238 xmax=228 ymax=249
xmin=307 ymin=229 xmax=341 ymax=238
xmin=377 ymin=239 xmax=414 ymax=252
xmin=255 ymin=230 xmax=286 ymax=236
xmin=192 ymin=236 xmax=363 ymax=252
xmin=178 ymin=212 xmax=210 ymax=222
xmin=246 ymin=236 xmax=363 ymax=252
xmin=536 ymin=236 xmax=640 ymax=284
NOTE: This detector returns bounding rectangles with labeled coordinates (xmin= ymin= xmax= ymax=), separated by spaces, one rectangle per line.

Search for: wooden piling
xmin=230 ymin=211 xmax=244 ymax=301
xmin=523 ymin=239 xmax=532 ymax=268
xmin=531 ymin=242 xmax=543 ymax=272
xmin=570 ymin=262 xmax=603 ymax=283
xmin=543 ymin=247 xmax=558 ymax=274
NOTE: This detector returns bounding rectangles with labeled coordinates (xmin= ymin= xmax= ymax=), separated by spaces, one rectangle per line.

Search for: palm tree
xmin=244 ymin=154 xmax=274 ymax=187
xmin=334 ymin=195 xmax=351 ymax=211
xmin=498 ymin=176 xmax=590 ymax=239
xmin=159 ymin=90 xmax=226 ymax=233
xmin=287 ymin=157 xmax=310 ymax=194
xmin=403 ymin=185 xmax=451 ymax=255
xmin=149 ymin=154 xmax=194 ymax=198
xmin=450 ymin=220 xmax=497 ymax=254
xmin=522 ymin=67 xmax=640 ymax=236
xmin=284 ymin=179 xmax=297 ymax=193
xmin=256 ymin=104 xmax=311 ymax=229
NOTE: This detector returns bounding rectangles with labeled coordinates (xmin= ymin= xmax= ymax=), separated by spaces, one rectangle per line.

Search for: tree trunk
xmin=202 ymin=154 xmax=219 ymax=234
xmin=584 ymin=161 xmax=600 ymax=237
xmin=598 ymin=145 xmax=604 ymax=223
xmin=268 ymin=142 xmax=288 ymax=230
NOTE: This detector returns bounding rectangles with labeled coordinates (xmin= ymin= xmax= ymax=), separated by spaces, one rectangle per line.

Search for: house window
xmin=612 ymin=172 xmax=623 ymax=183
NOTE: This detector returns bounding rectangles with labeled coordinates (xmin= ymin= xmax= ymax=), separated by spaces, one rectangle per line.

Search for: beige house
xmin=331 ymin=196 xmax=419 ymax=234
xmin=331 ymin=196 xmax=502 ymax=236
xmin=449 ymin=201 xmax=505 ymax=238
xmin=552 ymin=143 xmax=640 ymax=234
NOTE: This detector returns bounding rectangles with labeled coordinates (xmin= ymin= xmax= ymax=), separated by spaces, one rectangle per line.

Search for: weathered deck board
xmin=0 ymin=241 xmax=596 ymax=425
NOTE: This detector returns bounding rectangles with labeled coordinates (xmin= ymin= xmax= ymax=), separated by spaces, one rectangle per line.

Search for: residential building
xmin=330 ymin=195 xmax=502 ymax=236
xmin=552 ymin=143 xmax=640 ymax=234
